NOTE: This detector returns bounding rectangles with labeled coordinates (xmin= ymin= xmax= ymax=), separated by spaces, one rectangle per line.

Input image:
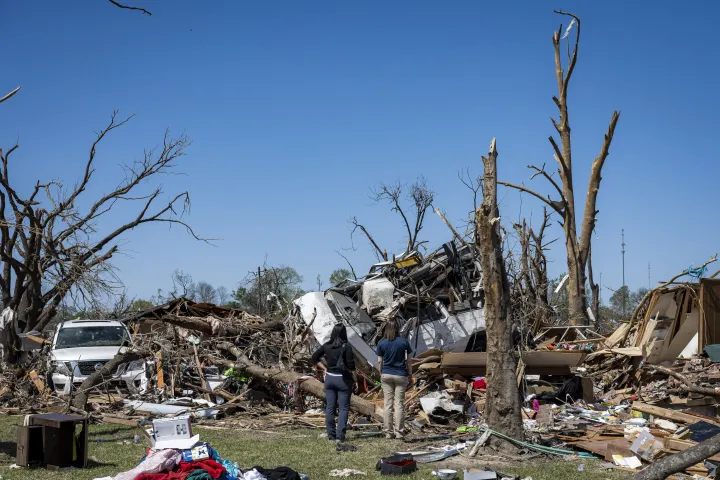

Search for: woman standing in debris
xmin=311 ymin=324 xmax=357 ymax=443
xmin=377 ymin=321 xmax=413 ymax=439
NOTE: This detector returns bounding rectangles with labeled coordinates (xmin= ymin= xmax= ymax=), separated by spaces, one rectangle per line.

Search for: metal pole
xmin=414 ymin=284 xmax=421 ymax=352
xmin=621 ymin=229 xmax=626 ymax=288
xmin=621 ymin=229 xmax=627 ymax=318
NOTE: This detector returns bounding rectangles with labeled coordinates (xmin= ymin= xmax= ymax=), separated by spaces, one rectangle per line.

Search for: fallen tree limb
xmin=157 ymin=314 xmax=284 ymax=336
xmin=628 ymin=432 xmax=720 ymax=480
xmin=72 ymin=350 xmax=146 ymax=410
xmin=643 ymin=364 xmax=720 ymax=397
xmin=214 ymin=342 xmax=382 ymax=421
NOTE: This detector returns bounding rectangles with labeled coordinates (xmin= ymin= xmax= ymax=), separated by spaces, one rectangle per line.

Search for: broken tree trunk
xmin=72 ymin=350 xmax=145 ymax=410
xmin=628 ymin=433 xmax=720 ymax=480
xmin=476 ymin=138 xmax=524 ymax=444
xmin=216 ymin=343 xmax=382 ymax=421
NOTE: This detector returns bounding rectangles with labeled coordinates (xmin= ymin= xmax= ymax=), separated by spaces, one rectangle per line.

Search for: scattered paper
xmin=612 ymin=455 xmax=642 ymax=469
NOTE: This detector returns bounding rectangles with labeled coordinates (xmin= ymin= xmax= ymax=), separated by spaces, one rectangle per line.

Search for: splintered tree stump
xmin=475 ymin=138 xmax=524 ymax=445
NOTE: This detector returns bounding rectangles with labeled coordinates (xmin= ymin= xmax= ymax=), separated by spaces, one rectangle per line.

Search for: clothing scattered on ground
xmin=93 ymin=441 xmax=306 ymax=480
xmin=95 ymin=449 xmax=181 ymax=480
xmin=250 ymin=466 xmax=302 ymax=480
xmin=376 ymin=337 xmax=412 ymax=376
xmin=178 ymin=459 xmax=226 ymax=478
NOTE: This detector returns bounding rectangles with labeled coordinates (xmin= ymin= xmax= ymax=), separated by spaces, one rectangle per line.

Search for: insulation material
xmin=361 ymin=277 xmax=395 ymax=314
xmin=295 ymin=292 xmax=337 ymax=345
xmin=679 ymin=332 xmax=699 ymax=359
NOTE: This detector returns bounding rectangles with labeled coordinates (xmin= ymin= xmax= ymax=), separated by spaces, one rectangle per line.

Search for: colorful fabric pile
xmin=93 ymin=443 xmax=304 ymax=480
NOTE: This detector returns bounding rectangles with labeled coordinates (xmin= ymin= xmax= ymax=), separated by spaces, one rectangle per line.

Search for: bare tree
xmin=0 ymin=107 xmax=204 ymax=360
xmin=195 ymin=282 xmax=217 ymax=304
xmin=348 ymin=177 xmax=435 ymax=261
xmin=216 ymin=286 xmax=229 ymax=305
xmin=171 ymin=269 xmax=196 ymax=300
xmin=475 ymin=138 xmax=524 ymax=444
xmin=511 ymin=208 xmax=555 ymax=330
xmin=498 ymin=12 xmax=620 ymax=325
xmin=371 ymin=176 xmax=435 ymax=253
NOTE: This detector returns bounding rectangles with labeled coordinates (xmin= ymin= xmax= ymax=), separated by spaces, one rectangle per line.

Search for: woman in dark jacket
xmin=311 ymin=324 xmax=357 ymax=442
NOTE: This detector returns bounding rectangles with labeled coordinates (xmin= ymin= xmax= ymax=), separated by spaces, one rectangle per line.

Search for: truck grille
xmin=77 ymin=361 xmax=107 ymax=376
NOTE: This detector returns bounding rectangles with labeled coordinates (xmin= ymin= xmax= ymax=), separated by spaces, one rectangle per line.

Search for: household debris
xmin=91 ymin=417 xmax=307 ymax=480
xmin=2 ymin=248 xmax=720 ymax=478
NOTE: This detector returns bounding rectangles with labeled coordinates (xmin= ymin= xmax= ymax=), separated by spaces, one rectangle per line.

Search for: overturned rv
xmin=294 ymin=242 xmax=486 ymax=370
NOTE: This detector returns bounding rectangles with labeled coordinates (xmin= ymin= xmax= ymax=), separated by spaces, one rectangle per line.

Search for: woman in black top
xmin=311 ymin=324 xmax=357 ymax=442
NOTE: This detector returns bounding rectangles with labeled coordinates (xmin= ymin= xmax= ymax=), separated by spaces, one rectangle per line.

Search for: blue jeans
xmin=324 ymin=374 xmax=352 ymax=441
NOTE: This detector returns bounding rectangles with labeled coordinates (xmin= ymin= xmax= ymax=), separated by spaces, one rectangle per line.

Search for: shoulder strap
xmin=334 ymin=343 xmax=347 ymax=370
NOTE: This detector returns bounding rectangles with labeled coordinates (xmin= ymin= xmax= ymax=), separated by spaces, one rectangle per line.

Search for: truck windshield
xmin=55 ymin=326 xmax=129 ymax=349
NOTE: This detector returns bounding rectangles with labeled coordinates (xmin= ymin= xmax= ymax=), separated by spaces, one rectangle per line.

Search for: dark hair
xmin=330 ymin=324 xmax=348 ymax=347
xmin=383 ymin=321 xmax=398 ymax=342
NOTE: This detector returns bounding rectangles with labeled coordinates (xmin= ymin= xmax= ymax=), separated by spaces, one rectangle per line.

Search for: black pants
xmin=324 ymin=374 xmax=352 ymax=441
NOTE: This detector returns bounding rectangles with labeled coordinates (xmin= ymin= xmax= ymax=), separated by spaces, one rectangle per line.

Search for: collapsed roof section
xmin=293 ymin=240 xmax=487 ymax=370
xmin=622 ymin=279 xmax=720 ymax=362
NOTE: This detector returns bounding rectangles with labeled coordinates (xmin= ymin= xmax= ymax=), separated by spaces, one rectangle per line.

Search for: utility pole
xmin=621 ymin=229 xmax=627 ymax=318
xmin=648 ymin=262 xmax=651 ymax=290
xmin=621 ymin=229 xmax=626 ymax=288
xmin=257 ymin=266 xmax=263 ymax=316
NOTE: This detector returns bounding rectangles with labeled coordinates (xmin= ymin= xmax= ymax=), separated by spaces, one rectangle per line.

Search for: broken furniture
xmin=16 ymin=413 xmax=88 ymax=470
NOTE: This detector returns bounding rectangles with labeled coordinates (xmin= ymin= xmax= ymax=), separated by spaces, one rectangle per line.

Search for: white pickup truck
xmin=47 ymin=319 xmax=149 ymax=395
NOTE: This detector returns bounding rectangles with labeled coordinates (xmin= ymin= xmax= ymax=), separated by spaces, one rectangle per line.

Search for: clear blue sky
xmin=1 ymin=1 xmax=718 ymax=303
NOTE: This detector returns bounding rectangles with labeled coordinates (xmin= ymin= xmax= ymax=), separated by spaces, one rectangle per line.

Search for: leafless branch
xmin=434 ymin=208 xmax=469 ymax=248
xmin=349 ymin=216 xmax=387 ymax=261
xmin=0 ymin=86 xmax=21 ymax=105
xmin=107 ymin=0 xmax=152 ymax=16
xmin=497 ymin=181 xmax=564 ymax=215
xmin=334 ymin=250 xmax=358 ymax=280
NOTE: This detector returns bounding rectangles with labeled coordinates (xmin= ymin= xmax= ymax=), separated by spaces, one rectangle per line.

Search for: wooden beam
xmin=632 ymin=402 xmax=720 ymax=426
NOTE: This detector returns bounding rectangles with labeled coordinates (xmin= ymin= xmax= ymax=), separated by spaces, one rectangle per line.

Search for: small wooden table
xmin=26 ymin=413 xmax=89 ymax=470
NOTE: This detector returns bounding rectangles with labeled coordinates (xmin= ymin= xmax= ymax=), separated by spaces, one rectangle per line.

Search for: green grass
xmin=0 ymin=416 xmax=626 ymax=480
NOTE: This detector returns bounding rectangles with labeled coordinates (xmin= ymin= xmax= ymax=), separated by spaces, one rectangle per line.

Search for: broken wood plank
xmin=632 ymin=402 xmax=720 ymax=426
xmin=29 ymin=370 xmax=46 ymax=395
xmin=574 ymin=439 xmax=633 ymax=456
xmin=193 ymin=344 xmax=212 ymax=402
xmin=101 ymin=415 xmax=141 ymax=427
xmin=155 ymin=350 xmax=165 ymax=389
xmin=26 ymin=334 xmax=50 ymax=345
